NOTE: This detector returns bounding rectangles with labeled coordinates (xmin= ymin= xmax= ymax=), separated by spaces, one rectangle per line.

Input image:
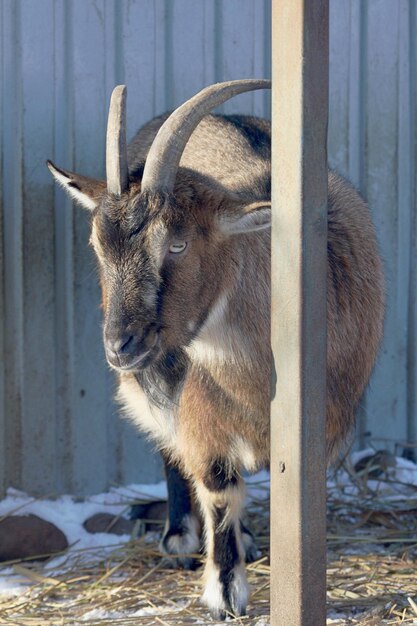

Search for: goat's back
xmin=128 ymin=113 xmax=270 ymax=199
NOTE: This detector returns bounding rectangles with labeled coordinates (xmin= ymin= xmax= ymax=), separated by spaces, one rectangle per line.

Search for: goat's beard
xmin=134 ymin=347 xmax=188 ymax=411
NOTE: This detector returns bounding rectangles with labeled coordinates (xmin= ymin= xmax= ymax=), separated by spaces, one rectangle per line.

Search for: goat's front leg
xmin=159 ymin=455 xmax=201 ymax=569
xmin=195 ymin=461 xmax=249 ymax=619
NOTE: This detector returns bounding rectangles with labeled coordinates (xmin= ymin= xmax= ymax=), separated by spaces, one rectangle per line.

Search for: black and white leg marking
xmin=159 ymin=456 xmax=201 ymax=569
xmin=197 ymin=458 xmax=249 ymax=619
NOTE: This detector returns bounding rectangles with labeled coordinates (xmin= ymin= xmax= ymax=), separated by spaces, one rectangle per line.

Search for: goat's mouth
xmin=117 ymin=349 xmax=155 ymax=371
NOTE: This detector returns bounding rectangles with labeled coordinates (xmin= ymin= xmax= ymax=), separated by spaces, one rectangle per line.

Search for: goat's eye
xmin=169 ymin=242 xmax=187 ymax=254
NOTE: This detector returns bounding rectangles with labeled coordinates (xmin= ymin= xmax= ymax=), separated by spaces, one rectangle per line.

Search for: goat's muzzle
xmin=104 ymin=324 xmax=160 ymax=371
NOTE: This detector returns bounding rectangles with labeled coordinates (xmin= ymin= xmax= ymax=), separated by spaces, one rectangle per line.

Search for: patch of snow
xmin=0 ymin=568 xmax=31 ymax=596
xmin=0 ymin=481 xmax=169 ymax=561
xmin=328 ymin=450 xmax=417 ymax=504
xmin=0 ymin=481 xmax=170 ymax=594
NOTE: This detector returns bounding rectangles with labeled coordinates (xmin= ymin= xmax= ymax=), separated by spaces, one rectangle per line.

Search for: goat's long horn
xmin=141 ymin=79 xmax=271 ymax=194
xmin=106 ymin=85 xmax=129 ymax=196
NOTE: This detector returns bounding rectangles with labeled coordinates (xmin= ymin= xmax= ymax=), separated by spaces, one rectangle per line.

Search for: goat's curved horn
xmin=106 ymin=85 xmax=129 ymax=196
xmin=141 ymin=79 xmax=271 ymax=194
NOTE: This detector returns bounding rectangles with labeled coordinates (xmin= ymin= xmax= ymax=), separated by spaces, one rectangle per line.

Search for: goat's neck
xmin=187 ymin=233 xmax=270 ymax=370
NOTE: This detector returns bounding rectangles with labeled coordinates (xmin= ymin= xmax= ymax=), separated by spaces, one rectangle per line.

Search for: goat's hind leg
xmin=196 ymin=462 xmax=249 ymax=619
xmin=240 ymin=520 xmax=258 ymax=563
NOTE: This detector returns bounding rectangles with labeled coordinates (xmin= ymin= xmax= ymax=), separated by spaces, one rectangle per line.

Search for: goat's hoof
xmin=161 ymin=554 xmax=199 ymax=570
xmin=159 ymin=513 xmax=201 ymax=570
xmin=241 ymin=522 xmax=258 ymax=563
xmin=209 ymin=607 xmax=227 ymax=621
xmin=203 ymin=563 xmax=249 ymax=619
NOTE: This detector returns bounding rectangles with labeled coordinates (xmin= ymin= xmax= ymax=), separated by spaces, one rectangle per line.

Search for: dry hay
xmin=0 ymin=455 xmax=416 ymax=625
xmin=326 ymin=448 xmax=417 ymax=625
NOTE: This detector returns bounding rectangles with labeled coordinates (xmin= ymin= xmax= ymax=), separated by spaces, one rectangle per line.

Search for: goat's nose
xmin=105 ymin=331 xmax=138 ymax=370
xmin=106 ymin=333 xmax=135 ymax=356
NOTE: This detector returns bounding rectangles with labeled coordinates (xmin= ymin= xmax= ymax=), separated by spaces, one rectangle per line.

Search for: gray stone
xmin=83 ymin=512 xmax=135 ymax=536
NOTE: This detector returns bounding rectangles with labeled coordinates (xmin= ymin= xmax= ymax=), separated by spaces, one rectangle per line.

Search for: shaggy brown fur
xmin=48 ymin=108 xmax=384 ymax=619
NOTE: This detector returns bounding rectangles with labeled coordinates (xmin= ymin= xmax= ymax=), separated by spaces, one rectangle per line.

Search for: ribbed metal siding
xmin=0 ymin=0 xmax=415 ymax=495
xmin=0 ymin=0 xmax=271 ymax=495
xmin=328 ymin=0 xmax=417 ymax=449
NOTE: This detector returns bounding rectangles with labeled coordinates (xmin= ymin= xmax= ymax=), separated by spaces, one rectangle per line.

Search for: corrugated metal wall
xmin=0 ymin=0 xmax=415 ymax=496
xmin=328 ymin=0 xmax=416 ymax=451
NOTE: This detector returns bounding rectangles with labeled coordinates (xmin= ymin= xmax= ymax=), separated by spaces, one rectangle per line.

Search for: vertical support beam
xmin=270 ymin=1 xmax=328 ymax=625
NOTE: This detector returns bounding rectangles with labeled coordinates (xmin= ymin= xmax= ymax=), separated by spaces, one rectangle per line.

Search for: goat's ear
xmin=218 ymin=200 xmax=271 ymax=235
xmin=46 ymin=160 xmax=106 ymax=211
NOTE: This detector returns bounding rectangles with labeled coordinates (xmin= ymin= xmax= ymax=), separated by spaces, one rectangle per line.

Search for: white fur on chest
xmin=116 ymin=376 xmax=177 ymax=449
xmin=186 ymin=291 xmax=248 ymax=367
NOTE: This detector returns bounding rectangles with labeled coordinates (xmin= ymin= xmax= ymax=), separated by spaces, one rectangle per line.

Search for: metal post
xmin=270 ymin=1 xmax=328 ymax=625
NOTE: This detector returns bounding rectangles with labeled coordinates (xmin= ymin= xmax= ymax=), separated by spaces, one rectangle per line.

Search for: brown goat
xmin=47 ymin=80 xmax=384 ymax=619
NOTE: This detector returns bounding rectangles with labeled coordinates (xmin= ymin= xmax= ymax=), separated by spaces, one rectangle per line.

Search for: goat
xmin=47 ymin=79 xmax=384 ymax=619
